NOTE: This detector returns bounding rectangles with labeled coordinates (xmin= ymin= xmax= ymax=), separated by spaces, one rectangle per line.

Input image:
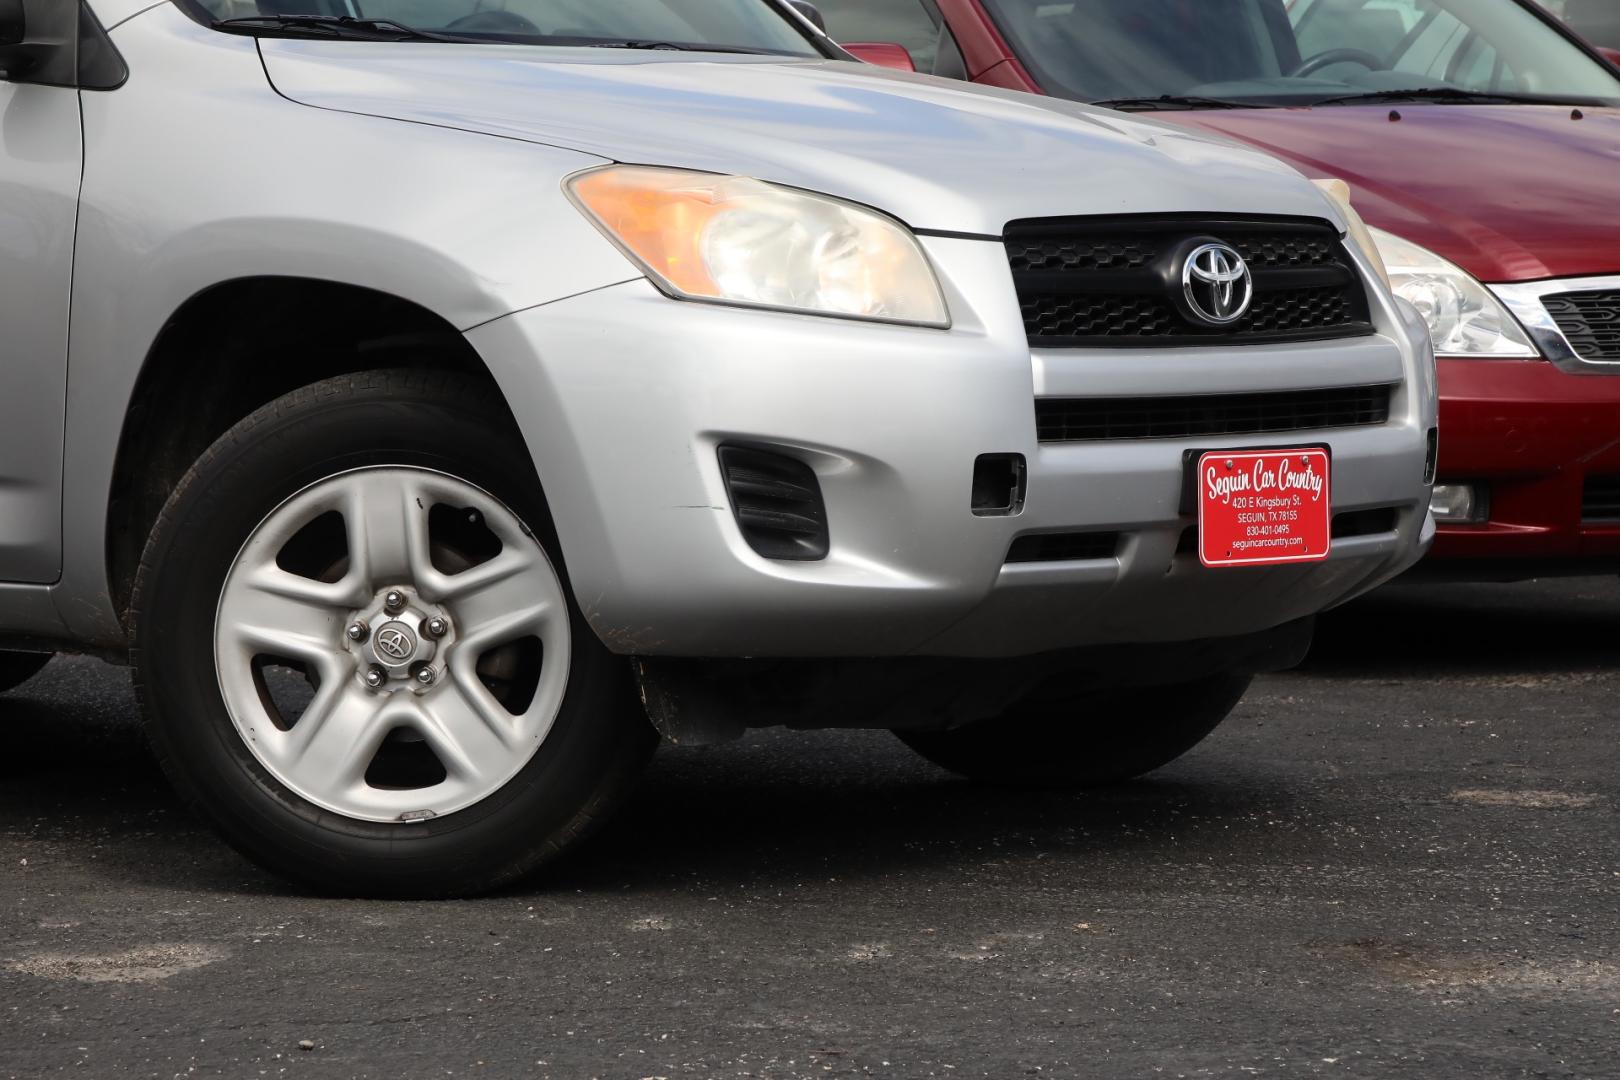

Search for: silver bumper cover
xmin=467 ymin=238 xmax=1435 ymax=659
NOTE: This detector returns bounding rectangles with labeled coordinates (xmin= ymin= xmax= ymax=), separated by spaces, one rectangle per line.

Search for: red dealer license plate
xmin=1196 ymin=448 xmax=1332 ymax=568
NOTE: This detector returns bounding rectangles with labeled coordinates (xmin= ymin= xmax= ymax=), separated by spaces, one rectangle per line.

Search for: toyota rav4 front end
xmin=0 ymin=0 xmax=1434 ymax=896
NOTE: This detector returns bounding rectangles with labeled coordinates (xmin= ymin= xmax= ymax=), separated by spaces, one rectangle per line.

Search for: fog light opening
xmin=1430 ymin=482 xmax=1487 ymax=525
xmin=717 ymin=445 xmax=830 ymax=561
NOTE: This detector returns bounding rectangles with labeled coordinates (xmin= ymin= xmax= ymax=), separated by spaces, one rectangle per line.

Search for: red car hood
xmin=1164 ymin=104 xmax=1620 ymax=283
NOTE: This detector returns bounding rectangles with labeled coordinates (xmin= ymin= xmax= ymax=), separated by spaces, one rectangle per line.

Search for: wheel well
xmin=108 ymin=277 xmax=505 ymax=620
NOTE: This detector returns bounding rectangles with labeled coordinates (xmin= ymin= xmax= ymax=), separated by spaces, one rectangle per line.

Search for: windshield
xmin=979 ymin=0 xmax=1620 ymax=107
xmin=185 ymin=0 xmax=823 ymax=54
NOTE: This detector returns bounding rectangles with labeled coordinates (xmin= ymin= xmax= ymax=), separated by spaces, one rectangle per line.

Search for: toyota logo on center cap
xmin=375 ymin=624 xmax=416 ymax=663
xmin=1181 ymin=242 xmax=1253 ymax=327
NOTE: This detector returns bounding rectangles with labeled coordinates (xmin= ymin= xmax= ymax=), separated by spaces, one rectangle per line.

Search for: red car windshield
xmin=979 ymin=0 xmax=1620 ymax=107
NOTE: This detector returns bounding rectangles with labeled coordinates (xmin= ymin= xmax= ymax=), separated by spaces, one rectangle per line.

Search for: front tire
xmin=132 ymin=370 xmax=655 ymax=898
xmin=897 ymin=674 xmax=1251 ymax=786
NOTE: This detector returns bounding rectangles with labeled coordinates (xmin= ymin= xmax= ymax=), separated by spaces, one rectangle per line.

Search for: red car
xmin=819 ymin=0 xmax=1620 ymax=579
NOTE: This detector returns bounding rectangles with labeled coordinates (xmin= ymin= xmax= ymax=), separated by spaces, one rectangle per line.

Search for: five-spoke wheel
xmin=215 ymin=467 xmax=573 ymax=824
xmin=133 ymin=371 xmax=654 ymax=898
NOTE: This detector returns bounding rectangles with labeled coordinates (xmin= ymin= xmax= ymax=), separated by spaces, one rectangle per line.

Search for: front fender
xmin=54 ymin=7 xmax=640 ymax=642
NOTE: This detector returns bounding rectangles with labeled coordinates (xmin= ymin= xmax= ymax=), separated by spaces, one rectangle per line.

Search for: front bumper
xmin=467 ymin=236 xmax=1434 ymax=659
xmin=1427 ymin=357 xmax=1620 ymax=570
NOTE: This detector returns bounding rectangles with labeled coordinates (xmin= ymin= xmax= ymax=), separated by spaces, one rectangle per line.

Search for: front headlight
xmin=567 ymin=166 xmax=949 ymax=328
xmin=1367 ymin=227 xmax=1534 ymax=357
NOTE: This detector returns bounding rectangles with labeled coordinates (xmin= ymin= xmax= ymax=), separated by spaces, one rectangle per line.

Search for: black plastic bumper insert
xmin=718 ymin=445 xmax=830 ymax=561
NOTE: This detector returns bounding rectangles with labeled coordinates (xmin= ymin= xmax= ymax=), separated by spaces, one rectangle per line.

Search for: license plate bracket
xmin=1187 ymin=446 xmax=1332 ymax=568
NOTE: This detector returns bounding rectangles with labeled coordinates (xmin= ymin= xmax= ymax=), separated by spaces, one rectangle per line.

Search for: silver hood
xmin=259 ymin=43 xmax=1342 ymax=236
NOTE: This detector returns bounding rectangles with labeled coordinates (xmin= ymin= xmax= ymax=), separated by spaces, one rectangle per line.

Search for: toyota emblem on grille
xmin=376 ymin=626 xmax=415 ymax=661
xmin=1181 ymin=242 xmax=1253 ymax=327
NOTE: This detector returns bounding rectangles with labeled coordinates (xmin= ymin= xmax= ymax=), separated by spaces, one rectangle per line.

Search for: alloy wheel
xmin=213 ymin=466 xmax=571 ymax=823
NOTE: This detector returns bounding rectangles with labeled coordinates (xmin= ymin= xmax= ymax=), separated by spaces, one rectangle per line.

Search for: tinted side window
xmin=819 ymin=0 xmax=943 ymax=72
xmin=1294 ymin=0 xmax=1417 ymax=60
xmin=1292 ymin=0 xmax=1515 ymax=91
xmin=1398 ymin=6 xmax=1473 ymax=78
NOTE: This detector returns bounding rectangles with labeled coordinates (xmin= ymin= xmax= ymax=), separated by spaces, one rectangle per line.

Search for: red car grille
xmin=1544 ymin=291 xmax=1620 ymax=363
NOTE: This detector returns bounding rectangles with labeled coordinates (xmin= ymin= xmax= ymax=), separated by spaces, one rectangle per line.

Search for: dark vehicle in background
xmin=1539 ymin=0 xmax=1620 ymax=58
xmin=821 ymin=0 xmax=1620 ymax=579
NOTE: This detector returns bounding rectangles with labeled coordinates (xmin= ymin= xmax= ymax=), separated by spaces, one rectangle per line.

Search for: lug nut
xmin=364 ymin=665 xmax=388 ymax=689
xmin=422 ymin=616 xmax=450 ymax=640
xmin=346 ymin=620 xmax=369 ymax=643
xmin=384 ymin=589 xmax=407 ymax=613
xmin=413 ymin=665 xmax=436 ymax=688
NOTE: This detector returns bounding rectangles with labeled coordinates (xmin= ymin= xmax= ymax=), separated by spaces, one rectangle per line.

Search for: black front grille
xmin=1036 ymin=385 xmax=1393 ymax=442
xmin=1583 ymin=476 xmax=1620 ymax=523
xmin=1544 ymin=291 xmax=1620 ymax=362
xmin=1006 ymin=532 xmax=1120 ymax=563
xmin=718 ymin=446 xmax=829 ymax=561
xmin=1005 ymin=215 xmax=1373 ymax=347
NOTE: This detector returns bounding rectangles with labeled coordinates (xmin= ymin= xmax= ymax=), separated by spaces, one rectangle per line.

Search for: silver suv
xmin=0 ymin=0 xmax=1435 ymax=896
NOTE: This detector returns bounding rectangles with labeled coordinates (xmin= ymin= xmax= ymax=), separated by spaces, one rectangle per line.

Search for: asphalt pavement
xmin=2 ymin=577 xmax=1617 ymax=1079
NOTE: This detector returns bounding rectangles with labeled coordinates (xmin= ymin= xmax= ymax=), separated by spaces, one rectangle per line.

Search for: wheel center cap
xmin=372 ymin=621 xmax=421 ymax=669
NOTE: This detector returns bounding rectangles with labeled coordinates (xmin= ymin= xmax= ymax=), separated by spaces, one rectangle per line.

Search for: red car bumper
xmin=1425 ymin=358 xmax=1620 ymax=577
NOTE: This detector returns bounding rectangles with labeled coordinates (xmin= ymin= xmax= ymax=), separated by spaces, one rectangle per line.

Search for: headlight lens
xmin=1367 ymin=227 xmax=1534 ymax=357
xmin=568 ymin=166 xmax=948 ymax=327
